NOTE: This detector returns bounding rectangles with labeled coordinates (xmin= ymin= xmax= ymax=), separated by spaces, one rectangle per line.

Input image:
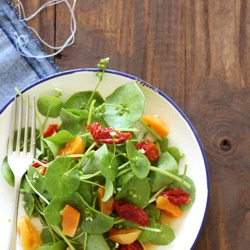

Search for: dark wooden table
xmin=13 ymin=1 xmax=250 ymax=249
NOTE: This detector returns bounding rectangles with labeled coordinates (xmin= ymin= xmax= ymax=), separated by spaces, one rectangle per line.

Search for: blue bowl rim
xmin=0 ymin=68 xmax=210 ymax=249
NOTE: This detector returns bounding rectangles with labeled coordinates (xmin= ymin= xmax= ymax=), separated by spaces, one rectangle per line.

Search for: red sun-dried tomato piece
xmin=43 ymin=124 xmax=58 ymax=138
xmin=32 ymin=160 xmax=48 ymax=168
xmin=160 ymin=188 xmax=191 ymax=205
xmin=32 ymin=160 xmax=48 ymax=175
xmin=118 ymin=240 xmax=144 ymax=250
xmin=114 ymin=200 xmax=149 ymax=227
xmin=136 ymin=140 xmax=160 ymax=162
xmin=87 ymin=122 xmax=131 ymax=144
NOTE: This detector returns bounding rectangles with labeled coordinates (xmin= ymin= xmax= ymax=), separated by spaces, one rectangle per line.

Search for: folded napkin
xmin=0 ymin=0 xmax=59 ymax=110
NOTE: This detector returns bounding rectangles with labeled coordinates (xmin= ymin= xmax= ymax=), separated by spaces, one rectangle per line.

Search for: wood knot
xmin=220 ymin=138 xmax=232 ymax=152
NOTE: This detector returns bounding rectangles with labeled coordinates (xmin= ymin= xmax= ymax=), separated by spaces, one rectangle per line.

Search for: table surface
xmin=12 ymin=1 xmax=250 ymax=249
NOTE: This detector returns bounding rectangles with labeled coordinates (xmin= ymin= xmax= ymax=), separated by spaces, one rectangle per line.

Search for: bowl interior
xmin=0 ymin=69 xmax=209 ymax=250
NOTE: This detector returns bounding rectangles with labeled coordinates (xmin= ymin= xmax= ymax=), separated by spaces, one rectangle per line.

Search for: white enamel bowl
xmin=0 ymin=69 xmax=209 ymax=250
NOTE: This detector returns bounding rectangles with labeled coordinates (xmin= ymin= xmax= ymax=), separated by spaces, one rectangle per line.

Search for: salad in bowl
xmin=0 ymin=58 xmax=209 ymax=250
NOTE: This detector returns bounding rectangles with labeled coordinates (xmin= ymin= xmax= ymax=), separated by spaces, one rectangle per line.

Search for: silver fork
xmin=7 ymin=95 xmax=36 ymax=250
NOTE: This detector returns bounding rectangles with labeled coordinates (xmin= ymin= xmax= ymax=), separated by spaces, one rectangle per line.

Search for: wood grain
xmin=10 ymin=1 xmax=250 ymax=249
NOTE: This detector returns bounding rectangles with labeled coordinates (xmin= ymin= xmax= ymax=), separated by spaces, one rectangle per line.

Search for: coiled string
xmin=14 ymin=0 xmax=77 ymax=58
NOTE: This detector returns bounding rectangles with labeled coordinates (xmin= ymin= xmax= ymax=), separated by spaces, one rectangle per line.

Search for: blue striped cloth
xmin=0 ymin=0 xmax=59 ymax=110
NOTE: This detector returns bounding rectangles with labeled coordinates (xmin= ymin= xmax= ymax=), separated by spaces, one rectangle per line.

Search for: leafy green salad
xmin=1 ymin=58 xmax=196 ymax=250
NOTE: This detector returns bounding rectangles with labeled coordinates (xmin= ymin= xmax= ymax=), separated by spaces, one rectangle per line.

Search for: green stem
xmin=149 ymin=166 xmax=191 ymax=188
xmin=87 ymin=99 xmax=96 ymax=125
xmin=80 ymin=170 xmax=101 ymax=180
xmin=80 ymin=179 xmax=104 ymax=188
xmin=52 ymin=225 xmax=77 ymax=250
xmin=118 ymin=161 xmax=130 ymax=170
xmin=75 ymin=142 xmax=97 ymax=169
xmin=25 ymin=175 xmax=49 ymax=204
xmin=148 ymin=184 xmax=169 ymax=204
xmin=139 ymin=119 xmax=162 ymax=141
xmin=113 ymin=218 xmax=124 ymax=225
xmin=138 ymin=226 xmax=161 ymax=233
xmin=116 ymin=167 xmax=131 ymax=178
xmin=87 ymin=77 xmax=102 ymax=108
xmin=179 ymin=164 xmax=188 ymax=188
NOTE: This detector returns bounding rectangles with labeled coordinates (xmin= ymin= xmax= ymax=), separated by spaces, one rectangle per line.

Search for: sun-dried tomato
xmin=32 ymin=160 xmax=48 ymax=168
xmin=118 ymin=240 xmax=144 ymax=250
xmin=32 ymin=160 xmax=48 ymax=175
xmin=114 ymin=200 xmax=149 ymax=227
xmin=160 ymin=188 xmax=191 ymax=205
xmin=87 ymin=122 xmax=131 ymax=144
xmin=43 ymin=124 xmax=58 ymax=138
xmin=136 ymin=140 xmax=160 ymax=162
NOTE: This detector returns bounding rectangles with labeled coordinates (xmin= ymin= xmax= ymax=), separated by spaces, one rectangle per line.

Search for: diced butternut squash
xmin=142 ymin=115 xmax=169 ymax=137
xmin=62 ymin=204 xmax=80 ymax=237
xmin=144 ymin=242 xmax=158 ymax=250
xmin=58 ymin=136 xmax=84 ymax=156
xmin=97 ymin=187 xmax=114 ymax=216
xmin=158 ymin=210 xmax=176 ymax=225
xmin=109 ymin=228 xmax=142 ymax=245
xmin=17 ymin=216 xmax=43 ymax=250
xmin=155 ymin=196 xmax=183 ymax=218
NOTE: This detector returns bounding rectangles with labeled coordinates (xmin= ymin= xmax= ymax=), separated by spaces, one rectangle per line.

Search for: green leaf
xmin=139 ymin=222 xmax=175 ymax=245
xmin=37 ymin=240 xmax=67 ymax=250
xmin=78 ymin=193 xmax=114 ymax=234
xmin=26 ymin=166 xmax=46 ymax=194
xmin=40 ymin=228 xmax=54 ymax=244
xmin=23 ymin=193 xmax=34 ymax=218
xmin=82 ymin=144 xmax=108 ymax=174
xmin=102 ymin=178 xmax=114 ymax=202
xmin=43 ymin=130 xmax=75 ymax=158
xmin=44 ymin=192 xmax=86 ymax=225
xmin=44 ymin=198 xmax=64 ymax=225
xmin=100 ymin=151 xmax=118 ymax=181
xmin=77 ymin=181 xmax=95 ymax=206
xmin=116 ymin=170 xmax=134 ymax=186
xmin=150 ymin=151 xmax=178 ymax=192
xmin=64 ymin=91 xmax=104 ymax=110
xmin=86 ymin=234 xmax=111 ymax=250
xmin=126 ymin=140 xmax=150 ymax=179
xmin=59 ymin=108 xmax=85 ymax=135
xmin=45 ymin=157 xmax=80 ymax=198
xmin=170 ymin=175 xmax=196 ymax=212
xmin=44 ymin=130 xmax=74 ymax=144
xmin=104 ymin=83 xmax=145 ymax=128
xmin=116 ymin=176 xmax=150 ymax=208
xmin=167 ymin=146 xmax=182 ymax=163
xmin=1 ymin=156 xmax=14 ymax=186
xmin=37 ymin=96 xmax=63 ymax=118
xmin=158 ymin=137 xmax=168 ymax=152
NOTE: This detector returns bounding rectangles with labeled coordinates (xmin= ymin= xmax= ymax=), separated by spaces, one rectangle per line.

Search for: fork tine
xmin=23 ymin=96 xmax=29 ymax=155
xmin=15 ymin=97 xmax=23 ymax=154
xmin=8 ymin=97 xmax=17 ymax=155
xmin=29 ymin=96 xmax=36 ymax=157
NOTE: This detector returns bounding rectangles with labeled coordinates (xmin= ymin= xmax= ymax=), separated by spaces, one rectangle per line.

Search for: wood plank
xmin=54 ymin=0 xmax=186 ymax=108
xmin=185 ymin=1 xmax=250 ymax=249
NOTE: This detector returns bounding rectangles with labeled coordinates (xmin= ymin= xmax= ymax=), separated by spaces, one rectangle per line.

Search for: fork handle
xmin=8 ymin=177 xmax=22 ymax=250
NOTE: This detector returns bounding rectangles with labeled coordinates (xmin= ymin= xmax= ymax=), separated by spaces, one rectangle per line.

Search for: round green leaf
xmin=116 ymin=176 xmax=150 ymax=208
xmin=64 ymin=91 xmax=104 ymax=110
xmin=45 ymin=157 xmax=80 ymax=198
xmin=37 ymin=96 xmax=63 ymax=118
xmin=150 ymin=151 xmax=178 ymax=192
xmin=104 ymin=82 xmax=145 ymax=128
xmin=1 ymin=156 xmax=14 ymax=186
xmin=126 ymin=140 xmax=150 ymax=179
xmin=100 ymin=151 xmax=118 ymax=181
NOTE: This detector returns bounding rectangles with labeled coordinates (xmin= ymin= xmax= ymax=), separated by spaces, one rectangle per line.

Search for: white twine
xmin=14 ymin=0 xmax=77 ymax=58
